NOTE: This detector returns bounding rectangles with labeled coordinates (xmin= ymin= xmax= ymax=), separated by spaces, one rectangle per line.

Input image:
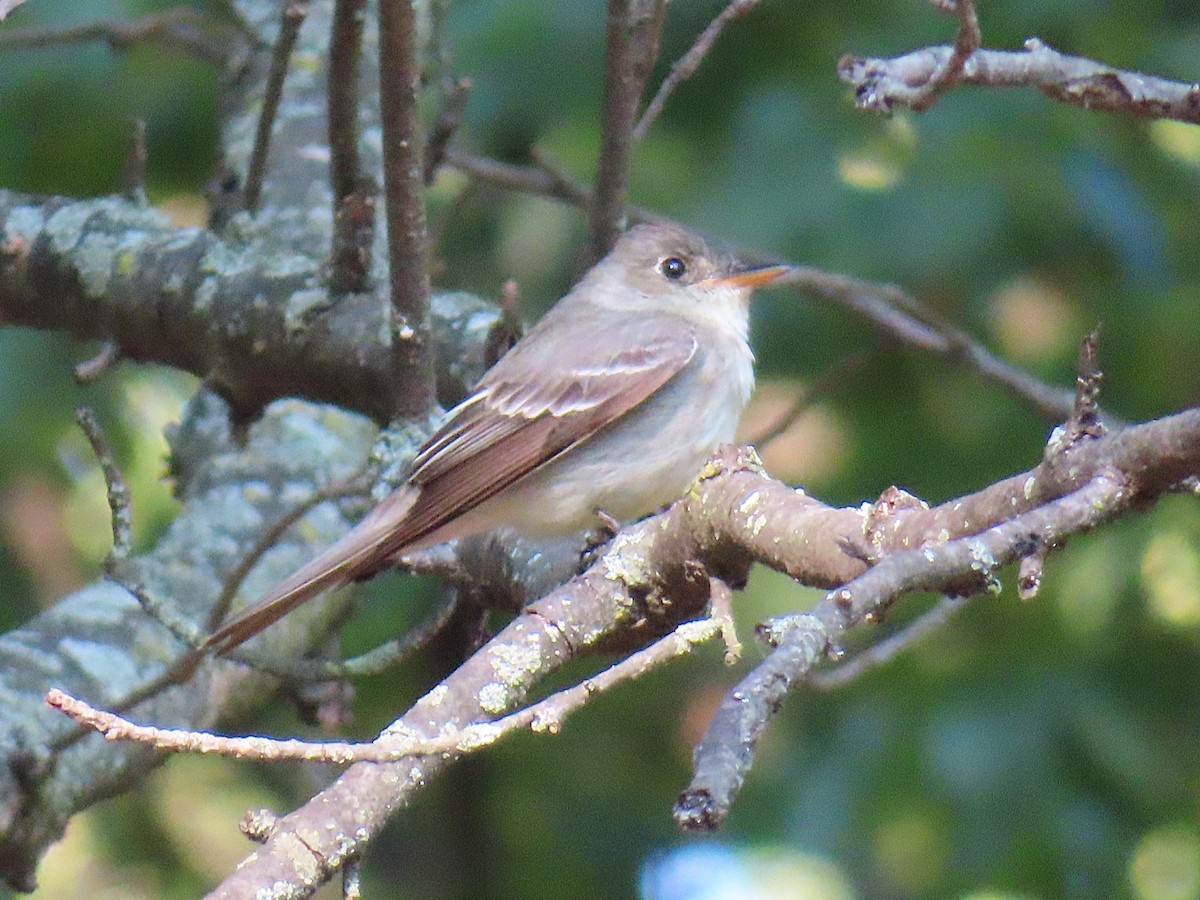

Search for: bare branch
xmin=900 ymin=0 xmax=982 ymax=112
xmin=776 ymin=266 xmax=1081 ymax=422
xmin=424 ymin=77 xmax=473 ymax=184
xmin=749 ymin=344 xmax=879 ymax=449
xmin=589 ymin=0 xmax=668 ymax=259
xmin=120 ymin=118 xmax=148 ymax=206
xmin=328 ymin=0 xmax=372 ymax=294
xmin=1066 ymin=329 xmax=1105 ymax=442
xmin=73 ymin=408 xmax=131 ymax=565
xmin=209 ymin=405 xmax=1200 ymax=891
xmin=72 ymin=340 xmax=120 ymax=384
xmin=378 ymin=0 xmax=435 ymax=419
xmin=440 ymin=148 xmax=1079 ymax=423
xmin=445 ymin=147 xmax=592 ymax=207
xmin=840 ymin=38 xmax=1200 ymax=125
xmin=675 ymin=470 xmax=1128 ymax=830
xmin=633 ymin=0 xmax=761 ymax=141
xmin=0 ymin=192 xmax=501 ymax=423
xmin=244 ymin=1 xmax=309 ymax=212
xmin=810 ymin=595 xmax=963 ymax=689
xmin=48 ymin=618 xmax=720 ymax=764
xmin=0 ymin=6 xmax=231 ymax=63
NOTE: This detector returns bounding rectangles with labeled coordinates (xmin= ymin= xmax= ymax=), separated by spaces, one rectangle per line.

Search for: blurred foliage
xmin=2 ymin=0 xmax=1199 ymax=897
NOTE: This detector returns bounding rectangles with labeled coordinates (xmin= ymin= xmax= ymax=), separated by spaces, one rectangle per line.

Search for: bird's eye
xmin=660 ymin=257 xmax=687 ymax=281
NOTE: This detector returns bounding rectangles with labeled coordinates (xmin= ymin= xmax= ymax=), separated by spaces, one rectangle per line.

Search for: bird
xmin=207 ymin=222 xmax=790 ymax=653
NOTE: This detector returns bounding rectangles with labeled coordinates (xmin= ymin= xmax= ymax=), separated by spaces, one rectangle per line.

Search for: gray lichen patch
xmin=198 ymin=235 xmax=259 ymax=279
xmin=263 ymin=250 xmax=320 ymax=281
xmin=487 ymin=635 xmax=542 ymax=686
xmin=73 ymin=230 xmax=120 ymax=297
xmin=58 ymin=638 xmax=141 ymax=699
xmin=478 ymin=681 xmax=511 ymax=715
xmin=601 ymin=530 xmax=653 ymax=591
xmin=4 ymin=204 xmax=45 ymax=243
xmin=283 ymin=287 xmax=331 ymax=334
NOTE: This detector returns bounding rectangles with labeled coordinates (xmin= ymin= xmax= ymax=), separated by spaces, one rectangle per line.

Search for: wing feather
xmin=208 ymin=325 xmax=697 ymax=654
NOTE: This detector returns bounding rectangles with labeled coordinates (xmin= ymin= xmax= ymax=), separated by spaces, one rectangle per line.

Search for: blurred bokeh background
xmin=2 ymin=0 xmax=1200 ymax=897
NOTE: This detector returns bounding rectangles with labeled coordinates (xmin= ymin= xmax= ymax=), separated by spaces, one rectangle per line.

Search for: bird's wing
xmin=207 ymin=324 xmax=696 ymax=654
xmin=403 ymin=328 xmax=698 ymax=529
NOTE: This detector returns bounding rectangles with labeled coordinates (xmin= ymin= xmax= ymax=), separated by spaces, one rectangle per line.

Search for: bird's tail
xmin=205 ymin=486 xmax=419 ymax=655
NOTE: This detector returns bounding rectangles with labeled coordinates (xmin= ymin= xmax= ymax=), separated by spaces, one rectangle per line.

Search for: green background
xmin=1 ymin=0 xmax=1199 ymax=897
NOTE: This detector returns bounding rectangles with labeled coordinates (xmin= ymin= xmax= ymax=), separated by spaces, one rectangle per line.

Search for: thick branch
xmin=378 ymin=0 xmax=434 ymax=419
xmin=0 ymin=192 xmax=496 ymax=422
xmin=673 ymin=409 xmax=1200 ymax=828
xmin=589 ymin=0 xmax=667 ymax=259
xmin=211 ymin=407 xmax=1200 ymax=894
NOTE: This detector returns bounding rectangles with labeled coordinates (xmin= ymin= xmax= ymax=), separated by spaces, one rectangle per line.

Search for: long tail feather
xmin=205 ymin=486 xmax=419 ymax=654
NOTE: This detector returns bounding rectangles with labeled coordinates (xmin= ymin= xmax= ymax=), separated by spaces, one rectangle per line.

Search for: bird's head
xmin=591 ymin=222 xmax=791 ymax=332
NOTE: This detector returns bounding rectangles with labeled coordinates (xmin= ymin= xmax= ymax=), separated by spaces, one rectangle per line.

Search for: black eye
xmin=660 ymin=257 xmax=687 ymax=280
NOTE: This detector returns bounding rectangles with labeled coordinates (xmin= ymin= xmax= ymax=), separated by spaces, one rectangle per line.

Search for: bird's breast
xmin=497 ymin=331 xmax=755 ymax=536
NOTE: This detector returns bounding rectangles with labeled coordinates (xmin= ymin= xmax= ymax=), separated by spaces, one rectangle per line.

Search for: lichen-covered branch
xmin=673 ymin=407 xmax=1200 ymax=828
xmin=210 ymin=407 xmax=1200 ymax=895
xmin=0 ymin=191 xmax=496 ymax=422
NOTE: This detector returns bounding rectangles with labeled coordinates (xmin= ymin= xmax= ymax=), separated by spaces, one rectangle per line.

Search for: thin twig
xmin=232 ymin=590 xmax=460 ymax=682
xmin=440 ymin=147 xmax=1079 ymax=423
xmin=905 ymin=0 xmax=982 ymax=111
xmin=47 ymin=618 xmax=720 ymax=762
xmin=590 ymin=0 xmax=668 ymax=259
xmin=243 ymin=0 xmax=309 ymax=212
xmin=676 ymin=471 xmax=1130 ymax=830
xmin=633 ymin=0 xmax=761 ymax=141
xmin=423 ymin=77 xmax=473 ymax=184
xmin=749 ymin=344 xmax=880 ymax=449
xmin=1066 ymin=329 xmax=1105 ymax=442
xmin=378 ymin=0 xmax=435 ymax=419
xmin=776 ymin=266 xmax=1081 ymax=422
xmin=444 ymin=147 xmax=591 ymax=206
xmin=810 ymin=595 xmax=962 ymax=688
xmin=0 ymin=6 xmax=229 ymax=63
xmin=73 ymin=408 xmax=131 ymax=564
xmin=709 ymin=578 xmax=741 ymax=665
xmin=72 ymin=340 xmax=120 ymax=384
xmin=120 ymin=118 xmax=148 ymax=206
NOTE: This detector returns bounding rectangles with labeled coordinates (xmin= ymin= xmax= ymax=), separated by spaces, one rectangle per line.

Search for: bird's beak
xmin=699 ymin=264 xmax=792 ymax=291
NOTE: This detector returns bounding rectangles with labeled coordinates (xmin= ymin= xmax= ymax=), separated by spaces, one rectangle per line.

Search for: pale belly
xmin=486 ymin=341 xmax=753 ymax=537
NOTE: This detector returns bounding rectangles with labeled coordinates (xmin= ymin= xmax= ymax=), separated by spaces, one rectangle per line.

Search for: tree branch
xmin=589 ymin=0 xmax=667 ymax=259
xmin=243 ymin=1 xmax=309 ymax=212
xmin=443 ymin=148 xmax=1080 ymax=424
xmin=328 ymin=0 xmax=373 ymax=294
xmin=209 ymin=404 xmax=1199 ymax=893
xmin=378 ymin=0 xmax=434 ymax=420
xmin=633 ymin=0 xmax=761 ymax=141
xmin=0 ymin=6 xmax=233 ymax=64
xmin=840 ymin=39 xmax=1200 ymax=125
xmin=0 ymin=192 xmax=498 ymax=423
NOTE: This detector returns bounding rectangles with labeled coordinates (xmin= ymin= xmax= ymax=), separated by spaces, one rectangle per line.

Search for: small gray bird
xmin=207 ymin=222 xmax=789 ymax=653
